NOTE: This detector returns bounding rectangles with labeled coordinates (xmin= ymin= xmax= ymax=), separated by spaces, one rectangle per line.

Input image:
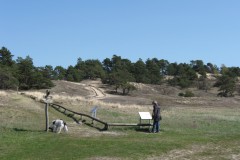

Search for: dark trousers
xmin=152 ymin=120 xmax=160 ymax=132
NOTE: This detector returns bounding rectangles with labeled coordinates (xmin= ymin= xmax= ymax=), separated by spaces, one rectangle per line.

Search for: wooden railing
xmin=20 ymin=92 xmax=152 ymax=131
xmin=49 ymin=103 xmax=109 ymax=130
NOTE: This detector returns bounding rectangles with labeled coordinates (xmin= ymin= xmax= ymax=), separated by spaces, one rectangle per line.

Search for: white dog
xmin=49 ymin=119 xmax=68 ymax=133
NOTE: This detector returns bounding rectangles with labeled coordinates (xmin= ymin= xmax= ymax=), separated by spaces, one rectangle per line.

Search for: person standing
xmin=151 ymin=100 xmax=161 ymax=133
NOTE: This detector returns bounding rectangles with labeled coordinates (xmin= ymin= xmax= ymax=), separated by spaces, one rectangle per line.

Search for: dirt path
xmin=66 ymin=80 xmax=106 ymax=99
xmin=89 ymin=85 xmax=106 ymax=98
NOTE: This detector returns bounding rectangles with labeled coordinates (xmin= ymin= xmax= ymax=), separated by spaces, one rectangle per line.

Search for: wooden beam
xmin=108 ymin=123 xmax=152 ymax=127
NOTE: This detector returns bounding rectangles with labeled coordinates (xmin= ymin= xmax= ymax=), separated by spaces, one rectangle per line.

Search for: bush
xmin=184 ymin=90 xmax=195 ymax=97
xmin=0 ymin=67 xmax=19 ymax=89
xmin=178 ymin=90 xmax=195 ymax=97
xmin=178 ymin=92 xmax=185 ymax=97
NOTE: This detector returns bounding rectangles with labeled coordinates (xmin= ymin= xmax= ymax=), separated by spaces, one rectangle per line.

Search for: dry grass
xmin=0 ymin=91 xmax=7 ymax=96
xmin=21 ymin=90 xmax=152 ymax=110
xmin=148 ymin=143 xmax=240 ymax=160
xmin=0 ymin=91 xmax=45 ymax=130
xmin=19 ymin=80 xmax=240 ymax=130
xmin=1 ymin=80 xmax=240 ymax=159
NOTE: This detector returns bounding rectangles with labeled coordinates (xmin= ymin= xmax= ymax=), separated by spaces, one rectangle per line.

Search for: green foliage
xmin=145 ymin=58 xmax=163 ymax=84
xmin=0 ymin=66 xmax=19 ymax=89
xmin=166 ymin=62 xmax=178 ymax=75
xmin=75 ymin=58 xmax=105 ymax=80
xmin=15 ymin=56 xmax=53 ymax=90
xmin=53 ymin=66 xmax=66 ymax=80
xmin=120 ymin=82 xmax=136 ymax=95
xmin=197 ymin=76 xmax=211 ymax=92
xmin=178 ymin=90 xmax=195 ymax=97
xmin=158 ymin=59 xmax=169 ymax=75
xmin=41 ymin=65 xmax=54 ymax=79
xmin=167 ymin=63 xmax=197 ymax=88
xmin=237 ymin=84 xmax=240 ymax=96
xmin=16 ymin=56 xmax=34 ymax=89
xmin=215 ymin=75 xmax=236 ymax=97
xmin=0 ymin=47 xmax=19 ymax=90
xmin=84 ymin=59 xmax=105 ymax=79
xmin=102 ymin=58 xmax=112 ymax=73
xmin=214 ymin=66 xmax=240 ymax=97
xmin=0 ymin=47 xmax=14 ymax=66
xmin=168 ymin=77 xmax=193 ymax=88
xmin=30 ymin=69 xmax=54 ymax=89
xmin=133 ymin=59 xmax=151 ymax=83
xmin=215 ymin=66 xmax=239 ymax=97
xmin=102 ymin=55 xmax=135 ymax=86
xmin=0 ymin=47 xmax=54 ymax=90
xmin=178 ymin=78 xmax=192 ymax=88
xmin=106 ymin=69 xmax=135 ymax=95
xmin=66 ymin=65 xmax=84 ymax=82
xmin=206 ymin=63 xmax=219 ymax=74
xmin=184 ymin=90 xmax=195 ymax=97
xmin=190 ymin=60 xmax=206 ymax=77
xmin=3 ymin=46 xmax=240 ymax=95
xmin=225 ymin=67 xmax=240 ymax=77
xmin=178 ymin=92 xmax=185 ymax=97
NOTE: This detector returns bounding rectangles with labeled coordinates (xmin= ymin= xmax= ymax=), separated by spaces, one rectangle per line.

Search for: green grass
xmin=1 ymin=93 xmax=240 ymax=159
xmin=1 ymin=127 xmax=239 ymax=160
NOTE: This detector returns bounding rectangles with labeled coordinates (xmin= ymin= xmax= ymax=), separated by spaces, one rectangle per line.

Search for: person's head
xmin=152 ymin=100 xmax=158 ymax=105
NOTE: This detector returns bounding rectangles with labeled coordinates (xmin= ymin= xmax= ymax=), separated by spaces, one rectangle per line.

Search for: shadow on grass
xmin=51 ymin=105 xmax=108 ymax=131
xmin=84 ymin=122 xmax=107 ymax=131
xmin=135 ymin=128 xmax=151 ymax=133
xmin=12 ymin=128 xmax=44 ymax=133
xmin=135 ymin=127 xmax=165 ymax=133
xmin=106 ymin=126 xmax=150 ymax=132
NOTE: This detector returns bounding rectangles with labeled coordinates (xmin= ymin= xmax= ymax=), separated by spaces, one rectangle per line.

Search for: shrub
xmin=184 ymin=90 xmax=195 ymax=97
xmin=178 ymin=92 xmax=185 ymax=97
xmin=178 ymin=90 xmax=195 ymax=97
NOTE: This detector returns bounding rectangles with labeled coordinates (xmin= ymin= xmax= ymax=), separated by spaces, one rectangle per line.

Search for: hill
xmin=47 ymin=79 xmax=240 ymax=108
xmin=1 ymin=80 xmax=240 ymax=159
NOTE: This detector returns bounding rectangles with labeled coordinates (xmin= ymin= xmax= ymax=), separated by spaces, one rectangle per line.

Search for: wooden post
xmin=45 ymin=102 xmax=49 ymax=132
xmin=44 ymin=90 xmax=51 ymax=132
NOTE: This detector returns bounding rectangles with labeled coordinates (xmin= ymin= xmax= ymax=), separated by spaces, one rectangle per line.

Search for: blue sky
xmin=1 ymin=0 xmax=240 ymax=68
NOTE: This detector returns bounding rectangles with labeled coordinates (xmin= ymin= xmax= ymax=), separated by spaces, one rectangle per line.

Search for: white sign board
xmin=139 ymin=112 xmax=152 ymax=120
xmin=44 ymin=98 xmax=53 ymax=103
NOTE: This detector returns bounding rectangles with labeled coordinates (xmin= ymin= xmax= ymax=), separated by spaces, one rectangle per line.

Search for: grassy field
xmin=0 ymin=90 xmax=240 ymax=160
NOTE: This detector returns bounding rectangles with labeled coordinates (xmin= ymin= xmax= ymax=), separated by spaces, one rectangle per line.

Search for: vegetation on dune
xmin=0 ymin=47 xmax=54 ymax=90
xmin=1 ymin=46 xmax=240 ymax=159
xmin=1 ymin=46 xmax=240 ymax=96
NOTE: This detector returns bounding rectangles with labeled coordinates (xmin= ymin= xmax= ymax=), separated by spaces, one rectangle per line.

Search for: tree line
xmin=1 ymin=47 xmax=240 ymax=96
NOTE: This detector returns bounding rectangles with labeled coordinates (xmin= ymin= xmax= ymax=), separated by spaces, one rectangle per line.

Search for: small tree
xmin=178 ymin=90 xmax=194 ymax=97
xmin=184 ymin=90 xmax=195 ymax=97
xmin=120 ymin=82 xmax=136 ymax=95
xmin=236 ymin=84 xmax=240 ymax=96
xmin=215 ymin=75 xmax=236 ymax=97
xmin=16 ymin=56 xmax=35 ymax=90
xmin=53 ymin=66 xmax=66 ymax=80
xmin=66 ymin=65 xmax=84 ymax=82
xmin=0 ymin=47 xmax=14 ymax=66
xmin=198 ymin=76 xmax=211 ymax=92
